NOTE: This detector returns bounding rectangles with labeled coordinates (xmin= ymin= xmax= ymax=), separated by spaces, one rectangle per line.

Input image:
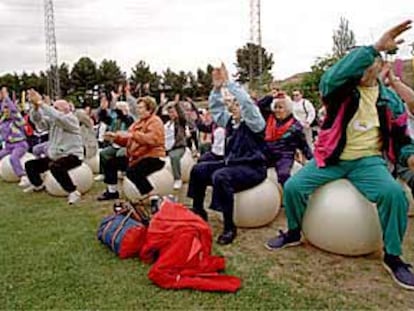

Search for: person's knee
xmin=212 ymin=170 xmax=230 ymax=187
xmin=25 ymin=159 xmax=36 ymax=171
xmin=190 ymin=163 xmax=205 ymax=179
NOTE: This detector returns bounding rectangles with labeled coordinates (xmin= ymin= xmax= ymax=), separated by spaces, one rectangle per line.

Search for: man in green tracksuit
xmin=266 ymin=20 xmax=414 ymax=290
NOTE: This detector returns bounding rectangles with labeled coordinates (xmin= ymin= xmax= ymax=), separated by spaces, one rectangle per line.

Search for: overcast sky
xmin=1 ymin=0 xmax=414 ymax=79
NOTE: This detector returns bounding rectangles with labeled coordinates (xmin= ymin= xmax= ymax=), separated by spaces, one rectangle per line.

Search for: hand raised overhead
xmin=374 ymin=20 xmax=412 ymax=53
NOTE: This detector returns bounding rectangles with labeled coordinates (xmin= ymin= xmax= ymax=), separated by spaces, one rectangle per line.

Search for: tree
xmin=332 ymin=17 xmax=356 ymax=58
xmin=130 ymin=60 xmax=159 ymax=94
xmin=70 ymin=57 xmax=98 ymax=94
xmin=20 ymin=72 xmax=43 ymax=93
xmin=58 ymin=63 xmax=71 ymax=97
xmin=235 ymin=43 xmax=274 ymax=88
xmin=0 ymin=73 xmax=20 ymax=93
xmin=162 ymin=68 xmax=182 ymax=95
xmin=98 ymin=59 xmax=123 ymax=92
xmin=196 ymin=64 xmax=213 ymax=98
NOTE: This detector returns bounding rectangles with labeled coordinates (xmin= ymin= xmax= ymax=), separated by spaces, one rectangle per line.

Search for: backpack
xmin=302 ymin=100 xmax=318 ymax=127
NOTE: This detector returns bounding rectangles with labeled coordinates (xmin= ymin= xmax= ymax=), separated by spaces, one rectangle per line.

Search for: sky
xmin=1 ymin=0 xmax=414 ymax=80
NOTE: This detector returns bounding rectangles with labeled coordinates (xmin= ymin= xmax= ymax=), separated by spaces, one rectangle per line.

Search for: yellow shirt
xmin=340 ymin=86 xmax=382 ymax=160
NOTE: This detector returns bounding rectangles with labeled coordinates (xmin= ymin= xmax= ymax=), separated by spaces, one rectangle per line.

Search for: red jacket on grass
xmin=140 ymin=200 xmax=242 ymax=292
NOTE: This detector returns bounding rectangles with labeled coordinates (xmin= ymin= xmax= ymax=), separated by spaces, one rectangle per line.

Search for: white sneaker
xmin=94 ymin=174 xmax=104 ymax=182
xmin=173 ymin=180 xmax=183 ymax=190
xmin=23 ymin=184 xmax=45 ymax=193
xmin=18 ymin=176 xmax=31 ymax=188
xmin=68 ymin=190 xmax=81 ymax=205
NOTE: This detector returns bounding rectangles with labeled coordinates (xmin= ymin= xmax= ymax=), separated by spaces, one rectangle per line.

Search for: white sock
xmin=108 ymin=184 xmax=118 ymax=193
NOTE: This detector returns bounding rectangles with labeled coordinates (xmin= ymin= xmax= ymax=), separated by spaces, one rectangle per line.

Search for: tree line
xmin=0 ymin=17 xmax=363 ymax=108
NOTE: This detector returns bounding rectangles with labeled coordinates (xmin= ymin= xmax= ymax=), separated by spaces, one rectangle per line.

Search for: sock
xmin=108 ymin=184 xmax=118 ymax=193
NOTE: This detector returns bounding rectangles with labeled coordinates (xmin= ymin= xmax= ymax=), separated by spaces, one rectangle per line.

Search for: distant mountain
xmin=275 ymin=72 xmax=310 ymax=86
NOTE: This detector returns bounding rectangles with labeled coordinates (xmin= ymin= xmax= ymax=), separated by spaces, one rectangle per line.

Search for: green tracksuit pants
xmin=284 ymin=156 xmax=408 ymax=256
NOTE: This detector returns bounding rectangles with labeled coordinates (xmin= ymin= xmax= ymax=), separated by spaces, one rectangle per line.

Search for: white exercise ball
xmin=123 ymin=167 xmax=174 ymax=202
xmin=233 ymin=178 xmax=281 ymax=228
xmin=85 ymin=152 xmax=100 ymax=174
xmin=397 ymin=178 xmax=414 ymax=217
xmin=302 ymin=179 xmax=382 ymax=256
xmin=291 ymin=161 xmax=303 ymax=176
xmin=166 ymin=148 xmax=195 ymax=183
xmin=44 ymin=163 xmax=94 ymax=196
xmin=0 ymin=153 xmax=35 ymax=182
xmin=180 ymin=148 xmax=195 ymax=182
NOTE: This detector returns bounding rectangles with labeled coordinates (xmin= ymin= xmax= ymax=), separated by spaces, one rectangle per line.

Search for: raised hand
xmin=27 ymin=89 xmax=43 ymax=107
xmin=212 ymin=62 xmax=229 ymax=90
xmin=374 ymin=20 xmax=412 ymax=53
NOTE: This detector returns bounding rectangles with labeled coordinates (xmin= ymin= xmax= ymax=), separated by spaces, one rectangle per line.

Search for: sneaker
xmin=173 ymin=180 xmax=183 ymax=190
xmin=18 ymin=176 xmax=31 ymax=188
xmin=265 ymin=229 xmax=302 ymax=251
xmin=23 ymin=184 xmax=45 ymax=193
xmin=383 ymin=255 xmax=414 ymax=290
xmin=217 ymin=228 xmax=237 ymax=245
xmin=97 ymin=190 xmax=120 ymax=201
xmin=68 ymin=190 xmax=81 ymax=205
xmin=94 ymin=174 xmax=104 ymax=182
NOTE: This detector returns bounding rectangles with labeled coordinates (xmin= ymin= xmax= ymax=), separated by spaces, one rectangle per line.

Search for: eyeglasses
xmin=292 ymin=93 xmax=300 ymax=97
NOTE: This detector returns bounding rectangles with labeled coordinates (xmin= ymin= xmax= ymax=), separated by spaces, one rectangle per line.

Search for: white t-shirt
xmin=212 ymin=127 xmax=225 ymax=156
xmin=292 ymin=99 xmax=316 ymax=125
xmin=164 ymin=121 xmax=175 ymax=151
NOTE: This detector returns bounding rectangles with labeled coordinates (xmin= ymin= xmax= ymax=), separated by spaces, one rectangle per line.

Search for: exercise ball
xmin=233 ymin=178 xmax=281 ymax=228
xmin=0 ymin=153 xmax=35 ymax=182
xmin=267 ymin=168 xmax=278 ymax=185
xmin=302 ymin=179 xmax=382 ymax=256
xmin=44 ymin=163 xmax=94 ymax=196
xmin=291 ymin=161 xmax=303 ymax=176
xmin=397 ymin=178 xmax=414 ymax=217
xmin=166 ymin=148 xmax=195 ymax=183
xmin=123 ymin=167 xmax=174 ymax=202
xmin=85 ymin=152 xmax=100 ymax=174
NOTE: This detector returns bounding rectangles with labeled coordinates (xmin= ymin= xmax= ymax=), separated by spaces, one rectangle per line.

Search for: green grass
xmin=1 ymin=180 xmax=414 ymax=310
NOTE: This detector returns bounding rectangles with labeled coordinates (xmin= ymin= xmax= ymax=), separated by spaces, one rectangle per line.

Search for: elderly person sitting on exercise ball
xmin=98 ymin=96 xmax=166 ymax=212
xmin=265 ymin=20 xmax=414 ymax=290
xmin=187 ymin=63 xmax=267 ymax=245
xmin=22 ymin=89 xmax=84 ymax=205
xmin=258 ymin=92 xmax=312 ymax=189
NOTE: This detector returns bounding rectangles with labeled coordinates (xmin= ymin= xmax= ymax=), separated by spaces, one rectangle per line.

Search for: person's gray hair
xmin=271 ymin=95 xmax=293 ymax=113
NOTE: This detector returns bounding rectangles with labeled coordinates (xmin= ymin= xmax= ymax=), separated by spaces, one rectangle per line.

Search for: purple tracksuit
xmin=0 ymin=101 xmax=28 ymax=177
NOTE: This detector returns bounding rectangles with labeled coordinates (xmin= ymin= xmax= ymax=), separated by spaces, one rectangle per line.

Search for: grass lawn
xmin=1 ymin=180 xmax=414 ymax=310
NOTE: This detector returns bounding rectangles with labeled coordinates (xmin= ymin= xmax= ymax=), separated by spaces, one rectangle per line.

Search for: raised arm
xmin=40 ymin=104 xmax=80 ymax=133
xmin=227 ymin=82 xmax=265 ymax=133
xmin=320 ymin=46 xmax=380 ymax=98
xmin=209 ymin=89 xmax=230 ymax=128
xmin=321 ymin=20 xmax=412 ymax=99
